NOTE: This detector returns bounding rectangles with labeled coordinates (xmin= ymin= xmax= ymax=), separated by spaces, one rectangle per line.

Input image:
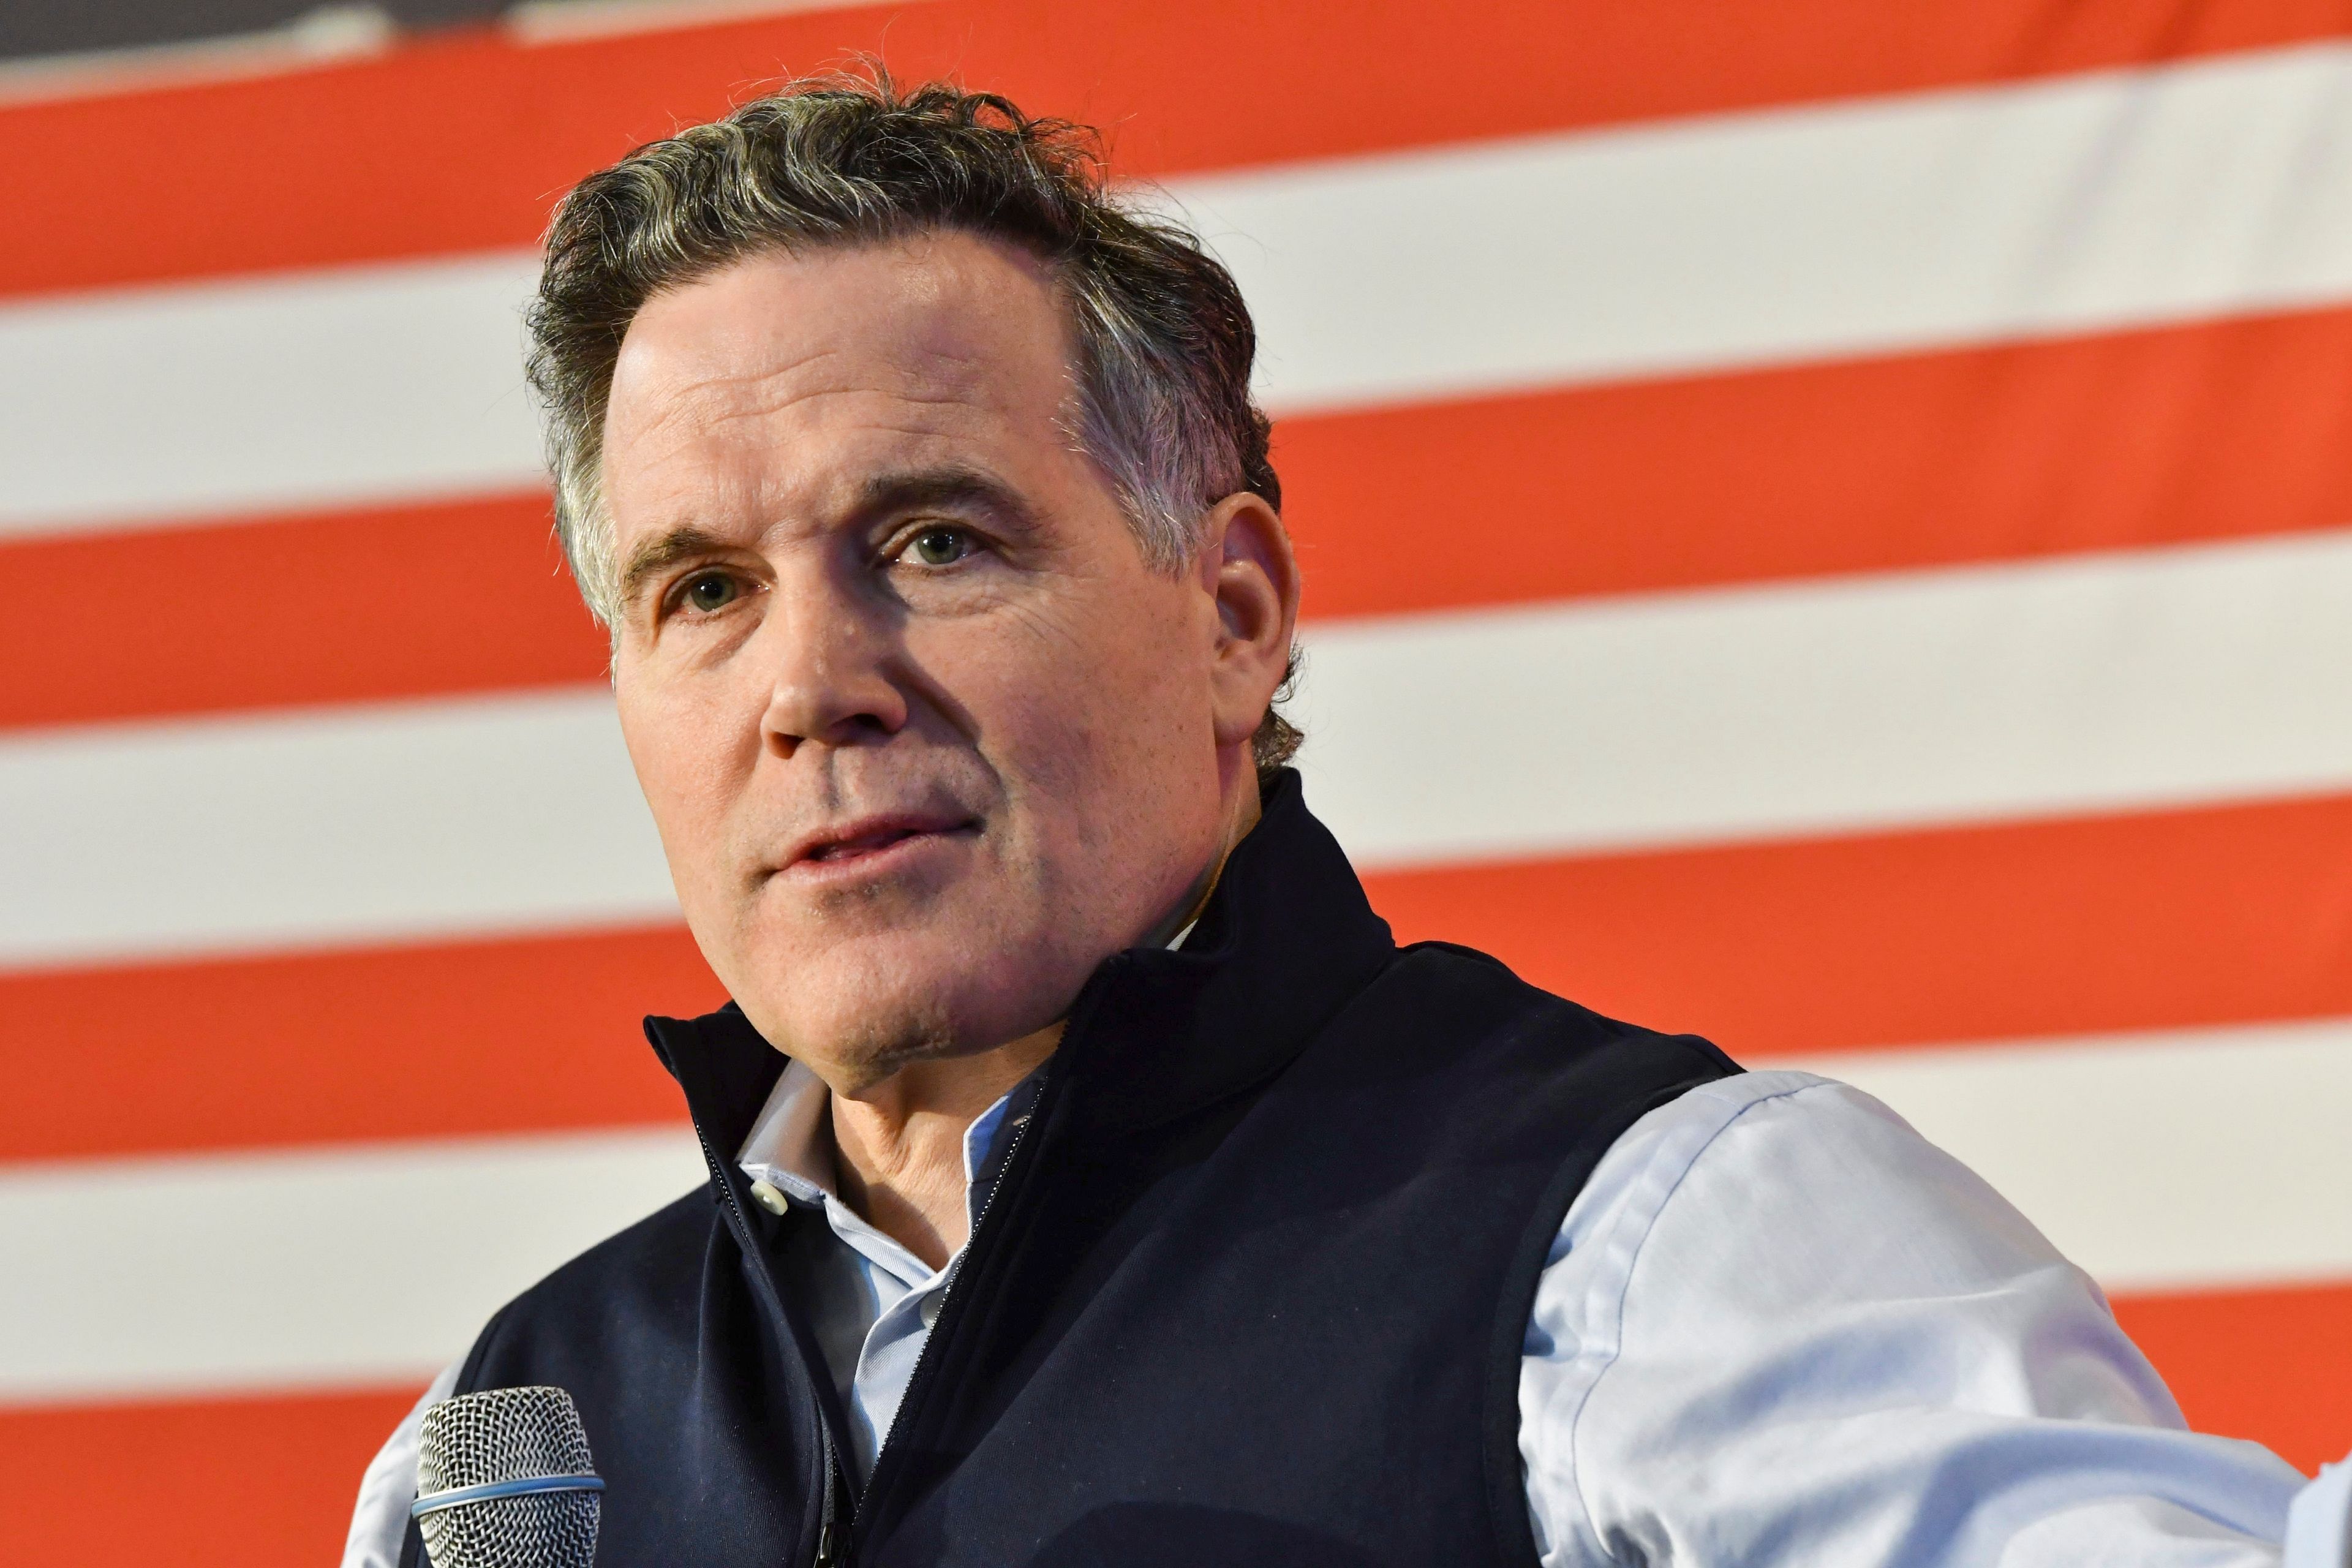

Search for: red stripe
xmin=1286 ymin=307 xmax=2352 ymax=619
xmin=0 ymin=1384 xmax=423 ymax=1567
xmin=0 ymin=926 xmax=723 ymax=1162
xmin=0 ymin=1285 xmax=2335 ymax=1564
xmin=8 ymin=793 xmax=2348 ymax=1163
xmin=2115 ymin=1278 xmax=2352 ymax=1475
xmin=15 ymin=307 xmax=2352 ymax=733
xmin=6 ymin=1 xmax=2351 ymax=301
xmin=1362 ymin=793 xmax=2352 ymax=1059
xmin=0 ymin=495 xmax=605 ymax=731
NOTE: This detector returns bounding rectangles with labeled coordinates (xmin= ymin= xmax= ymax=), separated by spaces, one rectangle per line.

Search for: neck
xmin=827 ymin=1025 xmax=1058 ymax=1270
xmin=826 ymin=766 xmax=1266 ymax=1268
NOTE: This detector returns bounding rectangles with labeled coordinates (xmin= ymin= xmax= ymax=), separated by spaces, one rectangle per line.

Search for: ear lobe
xmin=1202 ymin=491 xmax=1300 ymax=749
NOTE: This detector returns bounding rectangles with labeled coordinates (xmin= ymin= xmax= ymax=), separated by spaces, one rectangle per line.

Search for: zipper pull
xmin=813 ymin=1433 xmax=846 ymax=1567
xmin=813 ymin=1429 xmax=851 ymax=1568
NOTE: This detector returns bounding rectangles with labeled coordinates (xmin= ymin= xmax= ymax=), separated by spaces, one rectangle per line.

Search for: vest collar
xmin=645 ymin=771 xmax=1398 ymax=1161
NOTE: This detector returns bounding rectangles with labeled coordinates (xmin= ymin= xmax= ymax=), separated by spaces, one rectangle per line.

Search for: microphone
xmin=410 ymin=1386 xmax=605 ymax=1567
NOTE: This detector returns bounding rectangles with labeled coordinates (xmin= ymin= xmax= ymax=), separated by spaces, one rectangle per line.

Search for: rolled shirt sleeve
xmin=1520 ymin=1071 xmax=2338 ymax=1567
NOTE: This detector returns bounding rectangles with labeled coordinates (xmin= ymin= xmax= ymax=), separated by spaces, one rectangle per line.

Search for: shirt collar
xmin=734 ymin=1059 xmax=837 ymax=1204
xmin=734 ymin=1062 xmax=1030 ymax=1212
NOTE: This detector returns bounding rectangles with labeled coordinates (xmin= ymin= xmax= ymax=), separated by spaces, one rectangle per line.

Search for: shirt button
xmin=920 ymin=1294 xmax=943 ymax=1328
xmin=748 ymin=1178 xmax=790 ymax=1216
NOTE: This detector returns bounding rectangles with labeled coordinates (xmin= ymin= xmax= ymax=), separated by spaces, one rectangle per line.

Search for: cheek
xmin=949 ymin=589 xmax=1210 ymax=802
xmin=616 ymin=679 xmax=745 ymax=869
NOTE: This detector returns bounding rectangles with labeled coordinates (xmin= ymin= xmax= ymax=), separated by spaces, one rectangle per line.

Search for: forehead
xmin=601 ymin=232 xmax=1076 ymax=522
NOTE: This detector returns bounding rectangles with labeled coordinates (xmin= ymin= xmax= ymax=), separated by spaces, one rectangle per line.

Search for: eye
xmin=897 ymin=525 xmax=975 ymax=568
xmin=678 ymin=570 xmax=742 ymax=614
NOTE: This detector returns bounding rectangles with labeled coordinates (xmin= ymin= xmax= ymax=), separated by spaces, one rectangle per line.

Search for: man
xmin=347 ymin=76 xmax=2349 ymax=1567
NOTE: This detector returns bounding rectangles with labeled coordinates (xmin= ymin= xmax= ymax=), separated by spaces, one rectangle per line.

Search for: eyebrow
xmin=613 ymin=466 xmax=1044 ymax=611
xmin=849 ymin=465 xmax=1042 ymax=536
xmin=616 ymin=524 xmax=737 ymax=611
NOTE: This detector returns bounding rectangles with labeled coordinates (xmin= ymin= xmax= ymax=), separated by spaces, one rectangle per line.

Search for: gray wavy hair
xmin=524 ymin=70 xmax=1301 ymax=779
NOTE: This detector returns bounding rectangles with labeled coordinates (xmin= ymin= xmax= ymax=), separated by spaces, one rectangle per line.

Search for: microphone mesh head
xmin=416 ymin=1386 xmax=601 ymax=1568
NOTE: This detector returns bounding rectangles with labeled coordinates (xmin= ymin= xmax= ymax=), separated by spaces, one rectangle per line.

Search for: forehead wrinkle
xmin=654 ymin=379 xmax=1008 ymax=450
xmin=639 ymin=356 xmax=851 ymax=429
xmin=607 ymin=241 xmax=1095 ymax=554
xmin=617 ymin=262 xmax=1074 ymax=454
xmin=616 ymin=399 xmax=1015 ymax=536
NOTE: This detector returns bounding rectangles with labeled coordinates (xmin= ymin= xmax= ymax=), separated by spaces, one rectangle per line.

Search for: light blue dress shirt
xmin=348 ymin=1066 xmax=2352 ymax=1567
xmin=733 ymin=1057 xmax=1040 ymax=1476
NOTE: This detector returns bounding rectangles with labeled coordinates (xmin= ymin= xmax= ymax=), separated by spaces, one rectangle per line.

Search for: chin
xmin=725 ymin=921 xmax=1088 ymax=1077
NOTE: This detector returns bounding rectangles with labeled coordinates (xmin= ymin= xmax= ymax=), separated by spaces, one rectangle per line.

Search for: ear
xmin=1195 ymin=491 xmax=1300 ymax=753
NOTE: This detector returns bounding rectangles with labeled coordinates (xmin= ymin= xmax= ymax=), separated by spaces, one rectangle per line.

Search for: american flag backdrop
xmin=4 ymin=1 xmax=2352 ymax=1561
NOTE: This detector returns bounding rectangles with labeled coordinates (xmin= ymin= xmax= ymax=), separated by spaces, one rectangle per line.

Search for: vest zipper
xmin=695 ymin=1121 xmax=756 ymax=1251
xmin=835 ymin=1057 xmax=1063 ymax=1562
xmin=813 ymin=1427 xmax=843 ymax=1567
xmin=688 ymin=1117 xmax=850 ymax=1568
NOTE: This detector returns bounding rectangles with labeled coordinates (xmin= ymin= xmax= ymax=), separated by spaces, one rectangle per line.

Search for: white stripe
xmin=504 ymin=0 xmax=908 ymax=42
xmin=5 ymin=530 xmax=2348 ymax=969
xmin=1779 ymin=1015 xmax=2352 ymax=1293
xmin=15 ymin=44 xmax=2352 ymax=537
xmin=1292 ymin=527 xmax=2352 ymax=869
xmin=1 ymin=1020 xmax=2342 ymax=1401
xmin=1177 ymin=40 xmax=2352 ymax=413
xmin=0 ymin=5 xmax=394 ymax=108
xmin=0 ymin=254 xmax=543 ymax=538
xmin=0 ymin=688 xmax=676 ymax=970
xmin=0 ymin=1128 xmax=706 ymax=1402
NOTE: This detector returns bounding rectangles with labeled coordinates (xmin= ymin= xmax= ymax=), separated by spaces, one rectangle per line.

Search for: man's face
xmin=601 ymin=233 xmax=1267 ymax=1087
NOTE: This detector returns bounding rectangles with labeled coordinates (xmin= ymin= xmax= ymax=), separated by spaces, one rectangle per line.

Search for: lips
xmin=781 ymin=812 xmax=975 ymax=873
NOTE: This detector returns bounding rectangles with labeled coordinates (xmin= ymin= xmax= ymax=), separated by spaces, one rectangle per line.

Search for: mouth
xmin=780 ymin=812 xmax=978 ymax=875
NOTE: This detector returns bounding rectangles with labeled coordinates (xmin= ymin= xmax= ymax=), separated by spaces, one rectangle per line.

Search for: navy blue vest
xmin=404 ymin=776 xmax=1737 ymax=1567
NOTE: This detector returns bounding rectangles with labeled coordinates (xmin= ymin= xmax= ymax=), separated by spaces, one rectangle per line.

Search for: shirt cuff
xmin=2286 ymin=1457 xmax=2352 ymax=1568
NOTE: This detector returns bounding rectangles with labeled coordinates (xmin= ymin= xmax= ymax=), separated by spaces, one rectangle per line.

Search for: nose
xmin=756 ymin=589 xmax=911 ymax=758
